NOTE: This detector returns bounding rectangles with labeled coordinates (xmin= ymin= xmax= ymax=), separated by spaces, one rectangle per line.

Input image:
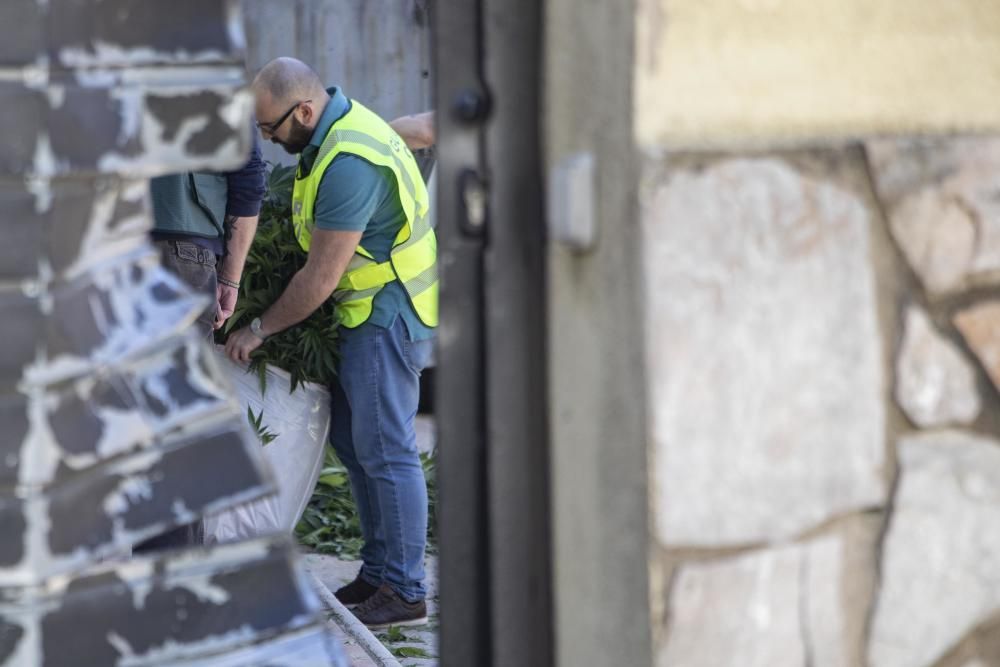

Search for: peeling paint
xmin=162 ymin=575 xmax=232 ymax=607
xmin=73 ymin=68 xmax=119 ymax=89
xmin=0 ymin=6 xmax=343 ymax=661
xmin=106 ymin=631 xmax=134 ymax=659
xmin=21 ymin=251 xmax=207 ymax=389
xmin=102 ymin=477 xmax=155 ymax=517
xmin=20 ymin=387 xmax=63 ymax=487
xmin=31 ymin=134 xmax=58 ymax=179
xmin=62 ymin=180 xmax=151 ymax=280
xmin=109 ymin=86 xmax=143 ymax=145
xmin=19 ymin=59 xmax=48 ymax=90
xmin=44 ymin=84 xmax=64 ymax=109
xmin=59 ymin=43 xmax=233 ymax=69
xmin=24 ymin=176 xmax=53 ymax=215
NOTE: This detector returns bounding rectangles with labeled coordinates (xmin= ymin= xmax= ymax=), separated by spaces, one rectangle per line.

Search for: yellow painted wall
xmin=635 ymin=0 xmax=1000 ymax=148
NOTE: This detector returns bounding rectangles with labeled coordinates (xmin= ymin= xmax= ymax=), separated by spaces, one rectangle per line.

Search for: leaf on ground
xmin=380 ymin=625 xmax=408 ymax=642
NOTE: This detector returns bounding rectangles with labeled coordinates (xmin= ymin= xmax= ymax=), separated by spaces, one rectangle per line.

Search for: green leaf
xmin=256 ymin=361 xmax=268 ymax=397
xmin=391 ymin=646 xmax=432 ymax=659
xmin=382 ymin=626 xmax=407 ymax=642
xmin=317 ymin=474 xmax=346 ymax=488
xmin=215 ymin=165 xmax=340 ymax=389
xmin=246 ymin=406 xmax=279 ymax=446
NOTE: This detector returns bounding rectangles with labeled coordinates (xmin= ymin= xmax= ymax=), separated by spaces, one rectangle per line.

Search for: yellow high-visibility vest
xmin=291 ymin=100 xmax=437 ymax=329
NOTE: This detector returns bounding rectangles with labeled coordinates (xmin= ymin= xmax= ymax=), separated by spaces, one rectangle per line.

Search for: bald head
xmin=251 ymin=58 xmax=331 ymax=153
xmin=252 ymin=57 xmax=328 ymax=107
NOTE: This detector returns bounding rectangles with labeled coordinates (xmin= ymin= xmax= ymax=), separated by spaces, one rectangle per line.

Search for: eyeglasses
xmin=256 ymin=100 xmax=311 ymax=134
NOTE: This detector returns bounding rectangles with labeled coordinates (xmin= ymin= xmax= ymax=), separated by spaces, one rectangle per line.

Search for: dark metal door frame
xmin=434 ymin=0 xmax=553 ymax=664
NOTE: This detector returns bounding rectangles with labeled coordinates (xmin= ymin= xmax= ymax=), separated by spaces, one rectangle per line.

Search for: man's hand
xmin=215 ymin=283 xmax=239 ymax=330
xmin=225 ymin=327 xmax=264 ymax=364
xmin=215 ymin=213 xmax=259 ymax=329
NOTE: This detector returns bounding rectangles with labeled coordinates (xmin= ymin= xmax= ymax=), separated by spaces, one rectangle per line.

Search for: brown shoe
xmin=351 ymin=584 xmax=427 ymax=630
xmin=334 ymin=573 xmax=380 ymax=608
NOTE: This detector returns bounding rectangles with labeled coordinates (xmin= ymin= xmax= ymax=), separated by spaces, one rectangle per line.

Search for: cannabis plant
xmin=218 ymin=164 xmax=339 ymax=391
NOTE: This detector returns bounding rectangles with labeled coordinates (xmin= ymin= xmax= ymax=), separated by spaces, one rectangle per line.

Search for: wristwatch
xmin=249 ymin=317 xmax=268 ymax=342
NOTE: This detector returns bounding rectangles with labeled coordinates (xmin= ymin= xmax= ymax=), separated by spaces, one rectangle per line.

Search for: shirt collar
xmin=298 ymin=87 xmax=350 ymax=176
xmin=308 ymin=86 xmax=350 ymax=149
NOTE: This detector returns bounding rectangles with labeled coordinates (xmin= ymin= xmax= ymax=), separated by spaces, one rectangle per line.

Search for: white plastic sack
xmin=204 ymin=348 xmax=331 ymax=545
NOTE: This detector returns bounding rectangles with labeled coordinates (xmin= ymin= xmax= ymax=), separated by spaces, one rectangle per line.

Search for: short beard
xmin=273 ymin=117 xmax=313 ymax=155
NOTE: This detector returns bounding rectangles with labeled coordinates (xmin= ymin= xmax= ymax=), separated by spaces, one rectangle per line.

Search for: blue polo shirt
xmin=299 ymin=88 xmax=434 ymax=341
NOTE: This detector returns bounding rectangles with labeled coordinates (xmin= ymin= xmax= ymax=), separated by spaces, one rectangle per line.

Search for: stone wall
xmin=643 ymin=140 xmax=1000 ymax=667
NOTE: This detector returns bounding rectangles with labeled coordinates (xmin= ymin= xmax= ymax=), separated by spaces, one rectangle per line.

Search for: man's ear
xmin=299 ymin=101 xmax=316 ymax=127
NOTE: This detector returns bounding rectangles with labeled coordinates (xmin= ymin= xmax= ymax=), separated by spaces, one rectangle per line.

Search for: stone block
xmin=954 ymin=301 xmax=1000 ymax=395
xmin=645 ymin=152 xmax=886 ymax=546
xmin=662 ymin=545 xmax=806 ymax=667
xmin=661 ymin=519 xmax=878 ymax=667
xmin=896 ymin=306 xmax=981 ymax=427
xmin=867 ymin=138 xmax=1000 ymax=297
xmin=869 ymin=431 xmax=1000 ymax=667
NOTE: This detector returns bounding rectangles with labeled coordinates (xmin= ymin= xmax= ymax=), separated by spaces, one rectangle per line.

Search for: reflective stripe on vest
xmin=291 ymin=100 xmax=438 ymax=329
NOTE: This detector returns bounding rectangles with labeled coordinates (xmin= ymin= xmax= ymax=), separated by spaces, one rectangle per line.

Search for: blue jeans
xmin=330 ymin=317 xmax=433 ymax=602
